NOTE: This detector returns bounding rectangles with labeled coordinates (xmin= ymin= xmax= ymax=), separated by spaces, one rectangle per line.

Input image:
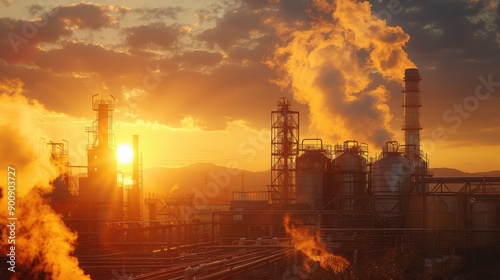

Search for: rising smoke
xmin=0 ymin=79 xmax=90 ymax=279
xmin=270 ymin=0 xmax=415 ymax=147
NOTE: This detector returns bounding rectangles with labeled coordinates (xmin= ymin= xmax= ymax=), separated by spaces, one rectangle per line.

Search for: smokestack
xmin=133 ymin=135 xmax=139 ymax=187
xmin=83 ymin=95 xmax=121 ymax=222
xmin=402 ymin=68 xmax=422 ymax=162
xmin=127 ymin=134 xmax=141 ymax=221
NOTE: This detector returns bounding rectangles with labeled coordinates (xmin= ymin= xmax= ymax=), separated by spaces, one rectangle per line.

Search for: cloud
xmin=135 ymin=62 xmax=283 ymax=130
xmin=270 ymin=0 xmax=415 ymax=147
xmin=124 ymin=22 xmax=184 ymax=50
xmin=374 ymin=0 xmax=500 ymax=62
xmin=198 ymin=3 xmax=273 ymax=50
xmin=0 ymin=3 xmax=129 ymax=62
xmin=173 ymin=50 xmax=223 ymax=69
xmin=33 ymin=41 xmax=146 ymax=76
xmin=133 ymin=6 xmax=183 ymax=21
xmin=1 ymin=0 xmax=498 ymax=165
xmin=48 ymin=3 xmax=128 ymax=30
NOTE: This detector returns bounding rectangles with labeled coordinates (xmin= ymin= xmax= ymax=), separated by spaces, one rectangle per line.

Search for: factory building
xmin=42 ymin=69 xmax=500 ymax=278
xmin=218 ymin=68 xmax=500 ymax=258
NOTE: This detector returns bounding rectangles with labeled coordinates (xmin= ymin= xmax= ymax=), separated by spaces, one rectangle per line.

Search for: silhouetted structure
xmin=270 ymin=97 xmax=299 ymax=204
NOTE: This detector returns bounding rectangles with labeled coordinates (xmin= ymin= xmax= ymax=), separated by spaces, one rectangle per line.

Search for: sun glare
xmin=117 ymin=144 xmax=133 ymax=164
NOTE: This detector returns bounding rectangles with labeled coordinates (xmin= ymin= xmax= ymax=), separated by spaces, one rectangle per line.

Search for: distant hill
xmin=141 ymin=164 xmax=500 ymax=203
xmin=143 ymin=163 xmax=269 ymax=203
xmin=430 ymin=168 xmax=500 ymax=177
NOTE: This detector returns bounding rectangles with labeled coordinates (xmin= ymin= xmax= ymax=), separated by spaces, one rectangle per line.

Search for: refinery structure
xmin=16 ymin=68 xmax=500 ymax=279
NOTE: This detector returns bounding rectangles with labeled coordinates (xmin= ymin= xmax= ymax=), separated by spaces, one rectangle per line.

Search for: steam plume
xmin=270 ymin=0 xmax=415 ymax=147
xmin=0 ymin=79 xmax=90 ymax=279
xmin=284 ymin=215 xmax=350 ymax=273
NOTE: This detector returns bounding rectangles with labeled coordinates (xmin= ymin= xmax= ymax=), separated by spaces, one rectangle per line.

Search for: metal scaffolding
xmin=270 ymin=97 xmax=299 ymax=204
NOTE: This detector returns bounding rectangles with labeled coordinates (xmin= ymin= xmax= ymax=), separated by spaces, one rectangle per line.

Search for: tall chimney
xmin=402 ymin=68 xmax=422 ymax=163
xmin=127 ymin=134 xmax=141 ymax=221
xmin=133 ymin=134 xmax=139 ymax=187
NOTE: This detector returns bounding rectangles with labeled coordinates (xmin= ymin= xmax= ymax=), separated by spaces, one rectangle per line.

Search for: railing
xmin=232 ymin=191 xmax=271 ymax=201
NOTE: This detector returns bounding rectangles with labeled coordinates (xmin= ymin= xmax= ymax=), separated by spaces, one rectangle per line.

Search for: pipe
xmin=194 ymin=248 xmax=293 ymax=280
xmin=184 ymin=259 xmax=228 ymax=280
xmin=204 ymin=245 xmax=294 ymax=259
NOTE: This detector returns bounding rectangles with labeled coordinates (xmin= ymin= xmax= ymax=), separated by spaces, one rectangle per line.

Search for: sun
xmin=116 ymin=144 xmax=133 ymax=164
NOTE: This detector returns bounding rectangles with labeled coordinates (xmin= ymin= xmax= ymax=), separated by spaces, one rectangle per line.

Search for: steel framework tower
xmin=270 ymin=97 xmax=299 ymax=204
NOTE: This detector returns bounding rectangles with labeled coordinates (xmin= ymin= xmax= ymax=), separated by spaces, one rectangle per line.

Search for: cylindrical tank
xmin=471 ymin=202 xmax=499 ymax=248
xmin=296 ymin=150 xmax=329 ymax=210
xmin=331 ymin=141 xmax=367 ymax=211
xmin=372 ymin=141 xmax=414 ymax=227
xmin=408 ymin=194 xmax=467 ymax=250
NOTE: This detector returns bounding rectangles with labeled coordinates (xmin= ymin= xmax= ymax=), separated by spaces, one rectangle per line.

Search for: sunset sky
xmin=1 ymin=0 xmax=499 ymax=173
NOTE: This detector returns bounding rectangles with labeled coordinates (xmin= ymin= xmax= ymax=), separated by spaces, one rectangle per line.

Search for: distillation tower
xmin=77 ymin=95 xmax=123 ymax=239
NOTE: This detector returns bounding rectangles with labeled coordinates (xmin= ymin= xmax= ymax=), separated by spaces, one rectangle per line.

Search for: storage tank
xmin=471 ymin=202 xmax=499 ymax=248
xmin=331 ymin=140 xmax=367 ymax=211
xmin=296 ymin=149 xmax=330 ymax=210
xmin=408 ymin=194 xmax=467 ymax=250
xmin=372 ymin=141 xmax=414 ymax=227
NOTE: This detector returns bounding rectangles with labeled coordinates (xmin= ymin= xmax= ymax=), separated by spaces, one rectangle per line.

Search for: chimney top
xmin=404 ymin=68 xmax=421 ymax=79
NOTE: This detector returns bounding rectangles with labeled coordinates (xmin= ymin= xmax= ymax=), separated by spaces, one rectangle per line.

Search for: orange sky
xmin=1 ymin=0 xmax=499 ymax=173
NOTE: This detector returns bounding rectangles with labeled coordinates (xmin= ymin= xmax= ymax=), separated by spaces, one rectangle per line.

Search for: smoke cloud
xmin=284 ymin=215 xmax=350 ymax=274
xmin=270 ymin=0 xmax=415 ymax=147
xmin=0 ymin=79 xmax=89 ymax=279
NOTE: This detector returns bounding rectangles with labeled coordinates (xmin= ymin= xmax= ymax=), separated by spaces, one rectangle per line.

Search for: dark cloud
xmin=51 ymin=3 xmax=127 ymax=30
xmin=369 ymin=0 xmax=499 ymax=63
xmin=196 ymin=0 xmax=308 ymax=66
xmin=0 ymin=3 xmax=129 ymax=63
xmin=227 ymin=34 xmax=274 ymax=62
xmin=0 ymin=18 xmax=48 ymax=63
xmin=198 ymin=4 xmax=273 ymax=50
xmin=33 ymin=42 xmax=146 ymax=76
xmin=196 ymin=0 xmax=311 ymax=61
xmin=124 ymin=23 xmax=183 ymax=50
xmin=0 ymin=61 xmax=124 ymax=118
xmin=137 ymin=62 xmax=286 ymax=130
xmin=277 ymin=0 xmax=310 ymax=21
xmin=0 ymin=0 xmax=295 ymax=130
xmin=366 ymin=0 xmax=500 ymax=144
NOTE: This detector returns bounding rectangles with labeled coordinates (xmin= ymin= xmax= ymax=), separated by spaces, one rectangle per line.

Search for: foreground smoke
xmin=270 ymin=0 xmax=416 ymax=147
xmin=0 ymin=79 xmax=90 ymax=279
xmin=283 ymin=215 xmax=349 ymax=273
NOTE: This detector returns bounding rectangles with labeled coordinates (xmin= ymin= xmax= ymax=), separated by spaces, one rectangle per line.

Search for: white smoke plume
xmin=270 ymin=0 xmax=416 ymax=147
xmin=0 ymin=79 xmax=90 ymax=279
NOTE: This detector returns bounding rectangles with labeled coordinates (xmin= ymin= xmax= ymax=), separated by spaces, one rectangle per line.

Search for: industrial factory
xmin=14 ymin=68 xmax=500 ymax=279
